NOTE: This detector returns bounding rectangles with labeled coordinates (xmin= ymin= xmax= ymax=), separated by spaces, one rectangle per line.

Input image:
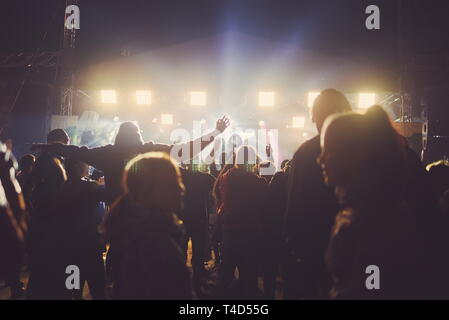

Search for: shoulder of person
xmin=293 ymin=135 xmax=320 ymax=158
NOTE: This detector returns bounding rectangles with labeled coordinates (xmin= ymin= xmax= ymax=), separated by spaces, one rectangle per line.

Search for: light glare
xmin=190 ymin=91 xmax=206 ymax=106
xmin=258 ymin=92 xmax=275 ymax=107
xmin=308 ymin=92 xmax=320 ymax=109
xmin=359 ymin=93 xmax=376 ymax=109
xmin=136 ymin=90 xmax=152 ymax=105
xmin=101 ymin=90 xmax=117 ymax=104
xmin=161 ymin=114 xmax=174 ymax=125
xmin=292 ymin=116 xmax=305 ymax=128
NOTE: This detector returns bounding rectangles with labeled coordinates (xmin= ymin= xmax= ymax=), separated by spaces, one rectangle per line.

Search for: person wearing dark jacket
xmin=32 ymin=117 xmax=230 ymax=205
xmin=262 ymin=164 xmax=289 ymax=299
xmin=284 ymin=89 xmax=352 ymax=299
xmin=179 ymin=168 xmax=215 ymax=282
xmin=26 ymin=155 xmax=68 ymax=299
xmin=59 ymin=159 xmax=106 ymax=299
xmin=215 ymin=146 xmax=268 ymax=299
xmin=104 ymin=152 xmax=192 ymax=300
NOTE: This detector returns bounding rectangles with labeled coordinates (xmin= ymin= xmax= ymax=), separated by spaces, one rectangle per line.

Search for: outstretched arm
xmin=154 ymin=116 xmax=230 ymax=163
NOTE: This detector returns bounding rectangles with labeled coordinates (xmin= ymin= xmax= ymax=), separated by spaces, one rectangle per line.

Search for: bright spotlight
xmin=259 ymin=92 xmax=275 ymax=107
xmin=190 ymin=91 xmax=206 ymax=106
xmin=101 ymin=90 xmax=117 ymax=104
xmin=358 ymin=93 xmax=376 ymax=109
xmin=292 ymin=116 xmax=305 ymax=128
xmin=161 ymin=114 xmax=174 ymax=125
xmin=259 ymin=121 xmax=266 ymax=127
xmin=136 ymin=90 xmax=152 ymax=105
xmin=308 ymin=92 xmax=320 ymax=109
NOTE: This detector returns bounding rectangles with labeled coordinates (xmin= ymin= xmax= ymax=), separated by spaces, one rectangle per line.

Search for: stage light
xmin=190 ymin=91 xmax=206 ymax=106
xmin=136 ymin=90 xmax=152 ymax=105
xmin=259 ymin=121 xmax=266 ymax=127
xmin=259 ymin=92 xmax=275 ymax=107
xmin=161 ymin=114 xmax=174 ymax=125
xmin=292 ymin=116 xmax=305 ymax=128
xmin=101 ymin=90 xmax=117 ymax=104
xmin=308 ymin=92 xmax=320 ymax=109
xmin=358 ymin=93 xmax=376 ymax=109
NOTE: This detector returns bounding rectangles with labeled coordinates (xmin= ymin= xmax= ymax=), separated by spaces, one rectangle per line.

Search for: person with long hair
xmin=104 ymin=152 xmax=192 ymax=299
xmin=320 ymin=105 xmax=449 ymax=299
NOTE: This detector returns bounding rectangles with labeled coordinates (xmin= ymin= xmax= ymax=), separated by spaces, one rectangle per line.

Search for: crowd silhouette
xmin=1 ymin=90 xmax=449 ymax=300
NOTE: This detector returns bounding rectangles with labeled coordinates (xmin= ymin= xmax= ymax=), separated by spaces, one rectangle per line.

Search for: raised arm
xmin=156 ymin=116 xmax=230 ymax=163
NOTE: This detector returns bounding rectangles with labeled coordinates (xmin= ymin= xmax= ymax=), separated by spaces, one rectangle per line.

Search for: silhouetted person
xmin=104 ymin=152 xmax=192 ymax=299
xmin=0 ymin=143 xmax=27 ymax=299
xmin=262 ymin=159 xmax=290 ymax=299
xmin=321 ymin=106 xmax=448 ymax=299
xmin=47 ymin=129 xmax=70 ymax=145
xmin=211 ymin=163 xmax=235 ymax=266
xmin=26 ymin=156 xmax=68 ymax=299
xmin=179 ymin=168 xmax=215 ymax=285
xmin=16 ymin=154 xmax=35 ymax=187
xmin=32 ymin=117 xmax=229 ymax=205
xmin=59 ymin=159 xmax=106 ymax=299
xmin=284 ymin=89 xmax=352 ymax=299
xmin=215 ymin=146 xmax=268 ymax=299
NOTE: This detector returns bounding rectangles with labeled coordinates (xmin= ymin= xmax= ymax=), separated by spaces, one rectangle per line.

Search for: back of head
xmin=124 ymin=152 xmax=184 ymax=213
xmin=312 ymin=89 xmax=352 ymax=132
xmin=47 ymin=129 xmax=69 ymax=144
xmin=31 ymin=155 xmax=67 ymax=208
xmin=321 ymin=105 xmax=406 ymax=200
xmin=33 ymin=155 xmax=67 ymax=186
xmin=114 ymin=122 xmax=144 ymax=146
xmin=280 ymin=159 xmax=290 ymax=171
xmin=19 ymin=154 xmax=35 ymax=172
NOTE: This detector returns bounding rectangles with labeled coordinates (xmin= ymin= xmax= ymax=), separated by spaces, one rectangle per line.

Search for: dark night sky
xmin=1 ymin=0 xmax=449 ymax=72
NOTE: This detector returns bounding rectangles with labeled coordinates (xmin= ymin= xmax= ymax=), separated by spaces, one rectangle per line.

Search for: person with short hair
xmin=284 ymin=89 xmax=352 ymax=299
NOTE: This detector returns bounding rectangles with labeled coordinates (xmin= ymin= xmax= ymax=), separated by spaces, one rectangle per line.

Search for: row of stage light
xmin=151 ymin=114 xmax=307 ymax=128
xmin=100 ymin=90 xmax=377 ymax=110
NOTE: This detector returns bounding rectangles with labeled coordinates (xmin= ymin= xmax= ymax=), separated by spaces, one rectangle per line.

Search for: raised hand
xmin=266 ymin=144 xmax=272 ymax=157
xmin=216 ymin=116 xmax=230 ymax=133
